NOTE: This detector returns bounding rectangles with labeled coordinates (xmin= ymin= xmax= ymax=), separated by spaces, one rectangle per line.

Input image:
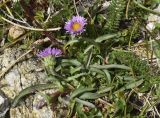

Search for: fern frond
xmin=127 ymin=20 xmax=141 ymax=41
xmin=105 ymin=0 xmax=126 ymax=33
xmin=109 ymin=50 xmax=150 ymax=77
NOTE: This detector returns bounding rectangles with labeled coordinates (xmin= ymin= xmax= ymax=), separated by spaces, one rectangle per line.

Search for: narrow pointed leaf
xmin=62 ymin=59 xmax=81 ymax=66
xmin=79 ymin=92 xmax=106 ymax=100
xmin=75 ymin=98 xmax=95 ymax=108
xmin=90 ymin=64 xmax=131 ymax=70
xmin=95 ymin=33 xmax=119 ymax=43
xmin=98 ymin=87 xmax=114 ymax=94
xmin=66 ymin=73 xmax=87 ymax=82
xmin=70 ymin=86 xmax=95 ymax=99
xmin=117 ymin=79 xmax=144 ymax=92
xmin=64 ymin=39 xmax=79 ymax=49
xmin=84 ymin=45 xmax=94 ymax=54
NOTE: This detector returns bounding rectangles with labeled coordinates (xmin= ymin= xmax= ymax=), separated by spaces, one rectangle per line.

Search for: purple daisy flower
xmin=64 ymin=16 xmax=87 ymax=35
xmin=37 ymin=47 xmax=52 ymax=58
xmin=38 ymin=47 xmax=62 ymax=58
xmin=52 ymin=48 xmax=62 ymax=57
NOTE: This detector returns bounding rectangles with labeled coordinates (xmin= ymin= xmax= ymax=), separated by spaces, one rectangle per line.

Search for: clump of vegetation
xmin=0 ymin=0 xmax=160 ymax=117
xmin=105 ymin=0 xmax=126 ymax=32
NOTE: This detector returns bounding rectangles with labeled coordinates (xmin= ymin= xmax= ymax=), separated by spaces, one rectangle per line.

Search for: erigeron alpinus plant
xmin=0 ymin=0 xmax=160 ymax=117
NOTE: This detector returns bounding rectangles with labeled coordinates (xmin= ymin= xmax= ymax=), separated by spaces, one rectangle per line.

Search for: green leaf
xmin=85 ymin=50 xmax=93 ymax=69
xmin=64 ymin=39 xmax=79 ymax=49
xmin=117 ymin=76 xmax=134 ymax=81
xmin=70 ymin=86 xmax=96 ymax=99
xmin=90 ymin=64 xmax=131 ymax=70
xmin=84 ymin=45 xmax=94 ymax=54
xmin=98 ymin=87 xmax=113 ymax=94
xmin=12 ymin=83 xmax=57 ymax=107
xmin=75 ymin=98 xmax=95 ymax=108
xmin=95 ymin=33 xmax=119 ymax=43
xmin=61 ymin=59 xmax=81 ymax=66
xmin=70 ymin=66 xmax=83 ymax=75
xmin=117 ymin=79 xmax=144 ymax=92
xmin=90 ymin=67 xmax=105 ymax=75
xmin=66 ymin=73 xmax=87 ymax=82
xmin=79 ymin=92 xmax=106 ymax=100
xmin=96 ymin=55 xmax=104 ymax=61
xmin=103 ymin=70 xmax=111 ymax=83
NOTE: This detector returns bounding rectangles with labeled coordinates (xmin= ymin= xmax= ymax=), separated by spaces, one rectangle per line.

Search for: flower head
xmin=64 ymin=16 xmax=87 ymax=35
xmin=52 ymin=48 xmax=62 ymax=57
xmin=38 ymin=47 xmax=62 ymax=58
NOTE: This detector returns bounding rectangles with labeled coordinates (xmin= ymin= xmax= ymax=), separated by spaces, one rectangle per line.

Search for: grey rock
xmin=0 ymin=47 xmax=56 ymax=118
xmin=0 ymin=91 xmax=9 ymax=118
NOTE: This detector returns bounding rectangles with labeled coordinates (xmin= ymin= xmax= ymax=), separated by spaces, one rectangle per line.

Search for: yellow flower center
xmin=72 ymin=22 xmax=81 ymax=31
